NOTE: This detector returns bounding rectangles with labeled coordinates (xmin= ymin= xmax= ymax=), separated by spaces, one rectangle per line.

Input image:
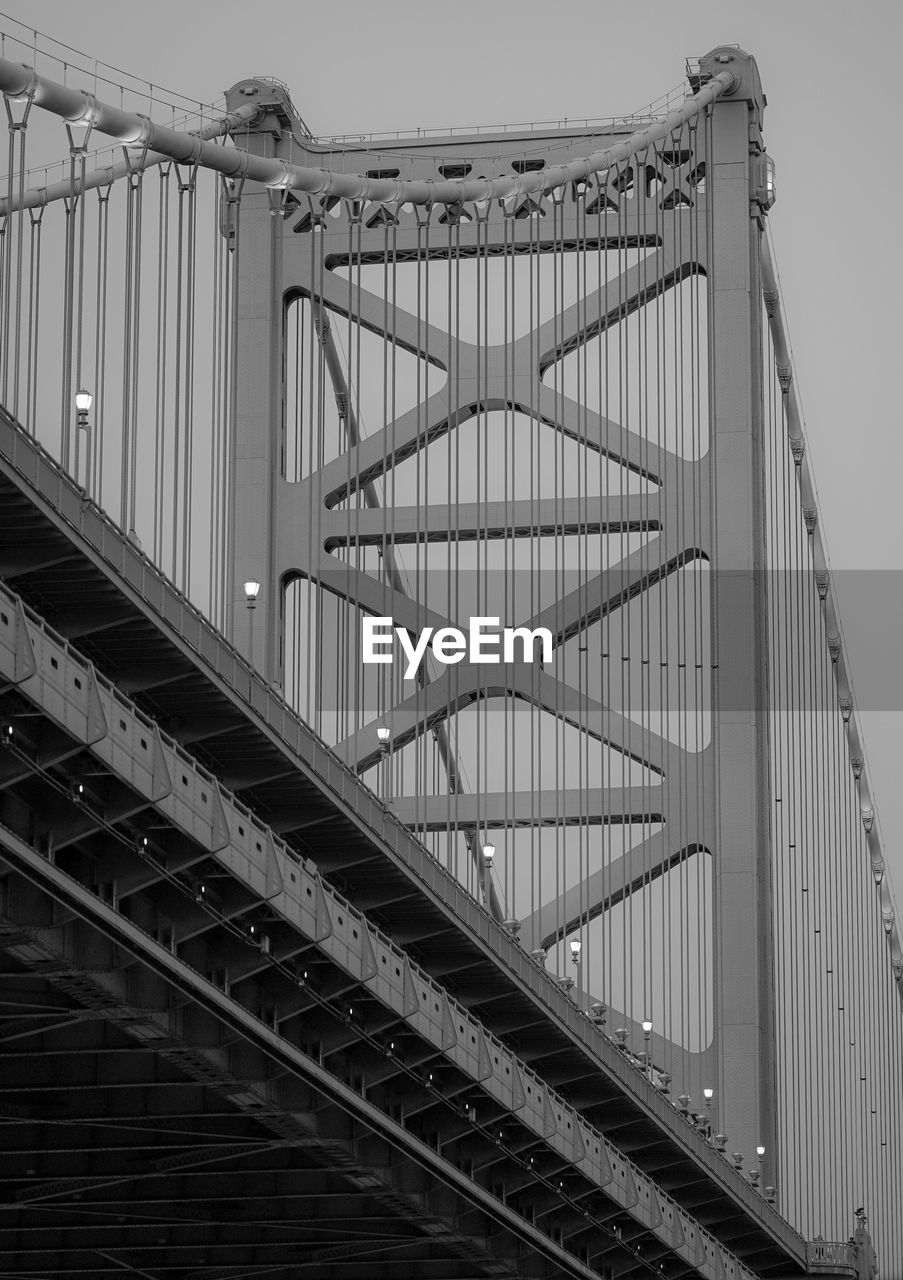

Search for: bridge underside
xmin=0 ymin=925 xmax=584 ymax=1280
xmin=0 ymin=410 xmax=809 ymax=1277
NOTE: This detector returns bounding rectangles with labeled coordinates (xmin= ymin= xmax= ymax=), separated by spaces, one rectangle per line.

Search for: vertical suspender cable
xmin=179 ymin=160 xmax=199 ymax=593
xmin=120 ymin=146 xmax=146 ymax=536
xmin=60 ymin=188 xmax=76 ymax=469
xmin=24 ymin=201 xmax=44 ymax=436
xmin=154 ymin=163 xmax=172 ymax=562
xmin=92 ymin=183 xmax=111 ymax=501
xmin=208 ymin=165 xmax=221 ymax=621
xmin=5 ymin=92 xmax=31 ymax=418
xmin=224 ymin=175 xmax=244 ymax=643
xmin=70 ymin=132 xmax=89 ymax=487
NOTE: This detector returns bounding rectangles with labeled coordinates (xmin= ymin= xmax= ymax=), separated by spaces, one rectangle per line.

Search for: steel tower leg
xmin=705 ymin=47 xmax=777 ymax=1173
xmin=228 ymin=94 xmax=290 ymax=683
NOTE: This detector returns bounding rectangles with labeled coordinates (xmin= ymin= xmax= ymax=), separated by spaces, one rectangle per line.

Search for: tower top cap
xmin=698 ymin=47 xmax=765 ymax=123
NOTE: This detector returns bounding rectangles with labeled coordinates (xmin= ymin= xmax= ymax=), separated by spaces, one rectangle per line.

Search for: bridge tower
xmin=224 ymin=48 xmax=777 ymax=1174
xmin=1 ymin=23 xmax=902 ymax=1265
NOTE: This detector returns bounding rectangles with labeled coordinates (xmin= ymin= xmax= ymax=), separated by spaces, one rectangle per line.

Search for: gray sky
xmin=7 ymin=0 xmax=903 ymax=891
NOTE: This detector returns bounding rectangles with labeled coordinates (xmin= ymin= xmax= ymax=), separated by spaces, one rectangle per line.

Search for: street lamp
xmin=703 ymin=1086 xmax=715 ymax=1138
xmin=74 ymin=389 xmax=93 ymax=488
xmin=569 ymin=938 xmax=582 ymax=965
xmin=641 ymin=1020 xmax=653 ymax=1079
xmin=75 ymin=387 xmax=92 ymax=428
xmin=243 ymin=580 xmax=261 ymax=668
xmin=481 ymin=841 xmax=494 ymax=905
xmin=374 ymin=725 xmax=392 ymax=799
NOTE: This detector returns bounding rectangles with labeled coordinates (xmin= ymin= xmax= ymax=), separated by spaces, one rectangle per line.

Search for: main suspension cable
xmin=0 ymin=55 xmax=736 ymax=212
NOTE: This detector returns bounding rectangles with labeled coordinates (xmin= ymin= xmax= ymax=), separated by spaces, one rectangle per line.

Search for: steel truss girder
xmin=0 ymin=844 xmax=661 ymax=1280
xmin=0 ymin=579 xmax=801 ymax=1275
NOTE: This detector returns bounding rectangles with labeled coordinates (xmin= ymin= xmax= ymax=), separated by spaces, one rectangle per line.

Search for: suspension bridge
xmin=0 ymin=24 xmax=897 ymax=1280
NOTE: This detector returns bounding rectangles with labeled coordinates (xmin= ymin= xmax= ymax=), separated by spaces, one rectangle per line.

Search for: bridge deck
xmin=0 ymin=410 xmax=818 ymax=1278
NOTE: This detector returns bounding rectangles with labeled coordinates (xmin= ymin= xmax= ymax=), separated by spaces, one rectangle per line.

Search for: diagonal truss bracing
xmin=231 ymin=76 xmax=721 ymax=1126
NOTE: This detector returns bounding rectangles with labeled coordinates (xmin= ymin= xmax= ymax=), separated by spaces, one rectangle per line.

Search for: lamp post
xmin=481 ymin=841 xmax=495 ymax=905
xmin=244 ymin=580 xmax=260 ymax=669
xmin=74 ymin=388 xmax=92 ymax=489
xmin=704 ymin=1086 xmax=715 ymax=1138
xmin=376 ymin=725 xmax=391 ymax=799
xmin=75 ymin=387 xmax=92 ymax=430
xmin=641 ymin=1019 xmax=653 ymax=1079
